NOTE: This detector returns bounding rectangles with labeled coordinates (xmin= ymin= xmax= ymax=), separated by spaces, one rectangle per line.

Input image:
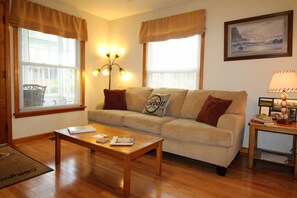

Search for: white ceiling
xmin=57 ymin=0 xmax=194 ymax=20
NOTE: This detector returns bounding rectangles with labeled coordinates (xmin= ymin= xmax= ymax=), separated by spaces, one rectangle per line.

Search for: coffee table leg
xmin=55 ymin=133 xmax=61 ymax=165
xmin=156 ymin=142 xmax=162 ymax=175
xmin=123 ymin=155 xmax=131 ymax=196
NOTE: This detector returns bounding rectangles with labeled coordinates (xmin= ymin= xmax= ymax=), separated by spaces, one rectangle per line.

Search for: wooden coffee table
xmin=55 ymin=123 xmax=164 ymax=196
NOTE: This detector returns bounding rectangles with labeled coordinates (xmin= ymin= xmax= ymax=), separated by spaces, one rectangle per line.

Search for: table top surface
xmin=249 ymin=120 xmax=297 ymax=135
xmin=55 ymin=123 xmax=164 ymax=155
xmin=249 ymin=120 xmax=297 ymax=129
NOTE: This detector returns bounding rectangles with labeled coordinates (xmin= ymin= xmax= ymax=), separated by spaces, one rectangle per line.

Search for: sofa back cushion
xmin=125 ymin=87 xmax=153 ymax=112
xmin=151 ymin=88 xmax=188 ymax=117
xmin=181 ymin=90 xmax=247 ymax=119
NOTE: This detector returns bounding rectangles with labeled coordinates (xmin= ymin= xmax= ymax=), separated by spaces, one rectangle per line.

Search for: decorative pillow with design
xmin=196 ymin=95 xmax=232 ymax=126
xmin=142 ymin=93 xmax=171 ymax=117
xmin=103 ymin=89 xmax=127 ymax=110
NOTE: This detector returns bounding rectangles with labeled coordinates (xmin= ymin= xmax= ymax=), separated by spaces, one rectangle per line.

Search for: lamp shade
xmin=268 ymin=70 xmax=297 ymax=93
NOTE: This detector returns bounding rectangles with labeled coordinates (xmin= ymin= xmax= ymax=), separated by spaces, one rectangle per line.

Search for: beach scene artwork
xmin=229 ymin=16 xmax=287 ymax=57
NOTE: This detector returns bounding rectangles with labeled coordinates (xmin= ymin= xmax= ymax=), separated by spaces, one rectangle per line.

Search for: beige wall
xmin=108 ymin=0 xmax=297 ymax=152
xmin=11 ymin=0 xmax=297 ymax=153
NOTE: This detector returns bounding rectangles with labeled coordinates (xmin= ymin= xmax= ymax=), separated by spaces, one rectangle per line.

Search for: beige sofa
xmin=88 ymin=87 xmax=247 ymax=176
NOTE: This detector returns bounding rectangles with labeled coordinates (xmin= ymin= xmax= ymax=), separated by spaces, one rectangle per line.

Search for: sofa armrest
xmin=217 ymin=114 xmax=245 ymax=135
xmin=95 ymin=101 xmax=104 ymax=110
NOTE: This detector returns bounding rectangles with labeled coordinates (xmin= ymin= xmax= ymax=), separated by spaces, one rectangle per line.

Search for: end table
xmin=248 ymin=120 xmax=297 ymax=178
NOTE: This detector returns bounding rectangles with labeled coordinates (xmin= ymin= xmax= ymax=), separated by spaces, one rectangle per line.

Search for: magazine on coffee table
xmin=110 ymin=136 xmax=135 ymax=146
xmin=67 ymin=125 xmax=96 ymax=134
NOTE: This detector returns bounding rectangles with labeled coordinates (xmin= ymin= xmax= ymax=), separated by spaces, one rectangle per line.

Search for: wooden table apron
xmin=55 ymin=132 xmax=163 ymax=196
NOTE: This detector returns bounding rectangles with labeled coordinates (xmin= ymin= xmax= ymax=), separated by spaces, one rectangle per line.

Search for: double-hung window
xmin=140 ymin=9 xmax=206 ymax=90
xmin=10 ymin=0 xmax=87 ymax=118
xmin=20 ymin=28 xmax=81 ymax=109
xmin=146 ymin=35 xmax=201 ymax=90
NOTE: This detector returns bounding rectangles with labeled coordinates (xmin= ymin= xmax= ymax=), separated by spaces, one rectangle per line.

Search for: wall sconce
xmin=268 ymin=70 xmax=297 ymax=124
xmin=92 ymin=51 xmax=126 ymax=89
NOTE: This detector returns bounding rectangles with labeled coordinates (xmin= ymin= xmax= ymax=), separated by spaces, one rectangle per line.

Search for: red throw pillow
xmin=196 ymin=95 xmax=232 ymax=126
xmin=103 ymin=89 xmax=127 ymax=110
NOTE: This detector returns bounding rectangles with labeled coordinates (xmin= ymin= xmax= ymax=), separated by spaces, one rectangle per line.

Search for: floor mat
xmin=0 ymin=146 xmax=53 ymax=189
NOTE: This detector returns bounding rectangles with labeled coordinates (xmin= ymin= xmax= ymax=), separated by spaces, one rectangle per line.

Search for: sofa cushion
xmin=125 ymin=87 xmax=153 ymax=112
xmin=103 ymin=89 xmax=127 ymax=110
xmin=143 ymin=93 xmax=171 ymax=117
xmin=181 ymin=90 xmax=247 ymax=119
xmin=151 ymin=88 xmax=188 ymax=117
xmin=196 ymin=95 xmax=232 ymax=126
xmin=161 ymin=119 xmax=233 ymax=147
xmin=88 ymin=109 xmax=136 ymax=126
xmin=180 ymin=90 xmax=213 ymax=119
xmin=124 ymin=113 xmax=175 ymax=135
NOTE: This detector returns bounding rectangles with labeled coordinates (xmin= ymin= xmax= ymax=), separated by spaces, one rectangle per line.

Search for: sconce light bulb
xmin=119 ymin=68 xmax=126 ymax=76
xmin=106 ymin=51 xmax=110 ymax=58
xmin=92 ymin=69 xmax=99 ymax=77
xmin=102 ymin=69 xmax=110 ymax=76
xmin=115 ymin=52 xmax=121 ymax=59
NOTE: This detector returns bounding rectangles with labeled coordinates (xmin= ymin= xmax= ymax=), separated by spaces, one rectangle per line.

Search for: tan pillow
xmin=142 ymin=93 xmax=171 ymax=117
xmin=125 ymin=87 xmax=153 ymax=112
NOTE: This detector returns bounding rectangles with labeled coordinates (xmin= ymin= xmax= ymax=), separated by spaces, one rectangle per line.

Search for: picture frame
xmin=289 ymin=108 xmax=297 ymax=122
xmin=270 ymin=111 xmax=282 ymax=120
xmin=259 ymin=106 xmax=270 ymax=115
xmin=258 ymin=97 xmax=297 ymax=122
xmin=224 ymin=10 xmax=293 ymax=61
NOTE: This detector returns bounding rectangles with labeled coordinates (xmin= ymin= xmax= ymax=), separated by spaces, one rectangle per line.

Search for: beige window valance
xmin=9 ymin=0 xmax=88 ymax=41
xmin=139 ymin=9 xmax=205 ymax=43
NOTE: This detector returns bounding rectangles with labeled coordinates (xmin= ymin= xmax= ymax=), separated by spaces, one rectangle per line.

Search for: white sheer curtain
xmin=146 ymin=35 xmax=200 ymax=90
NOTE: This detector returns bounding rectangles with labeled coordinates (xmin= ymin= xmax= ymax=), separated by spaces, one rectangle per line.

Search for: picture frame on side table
xmin=270 ymin=111 xmax=282 ymax=120
xmin=289 ymin=109 xmax=297 ymax=122
xmin=259 ymin=106 xmax=270 ymax=115
xmin=224 ymin=10 xmax=293 ymax=61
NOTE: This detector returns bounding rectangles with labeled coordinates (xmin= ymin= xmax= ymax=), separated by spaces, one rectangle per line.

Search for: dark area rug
xmin=0 ymin=146 xmax=53 ymax=189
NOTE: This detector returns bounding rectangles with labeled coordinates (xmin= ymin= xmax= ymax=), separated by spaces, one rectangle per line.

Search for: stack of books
xmin=251 ymin=114 xmax=274 ymax=125
xmin=67 ymin=125 xmax=96 ymax=134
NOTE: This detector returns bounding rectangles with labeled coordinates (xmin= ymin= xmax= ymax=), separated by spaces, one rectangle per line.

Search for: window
xmin=146 ymin=35 xmax=201 ymax=90
xmin=14 ymin=28 xmax=85 ymax=118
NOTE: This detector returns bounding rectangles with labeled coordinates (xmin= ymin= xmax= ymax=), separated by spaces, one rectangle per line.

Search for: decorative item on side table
xmin=268 ymin=70 xmax=297 ymax=124
xmin=92 ymin=51 xmax=127 ymax=89
xmin=251 ymin=114 xmax=273 ymax=126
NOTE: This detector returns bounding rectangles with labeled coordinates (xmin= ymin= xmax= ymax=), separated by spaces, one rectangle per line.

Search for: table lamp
xmin=268 ymin=70 xmax=297 ymax=124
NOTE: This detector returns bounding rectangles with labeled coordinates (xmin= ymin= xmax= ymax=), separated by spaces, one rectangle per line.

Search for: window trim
xmin=13 ymin=27 xmax=86 ymax=118
xmin=142 ymin=33 xmax=205 ymax=90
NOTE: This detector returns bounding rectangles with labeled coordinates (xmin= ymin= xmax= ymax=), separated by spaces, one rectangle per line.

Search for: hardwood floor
xmin=1 ymin=137 xmax=297 ymax=198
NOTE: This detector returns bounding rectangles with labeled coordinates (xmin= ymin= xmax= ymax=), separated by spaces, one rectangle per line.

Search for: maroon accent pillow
xmin=196 ymin=95 xmax=232 ymax=127
xmin=103 ymin=89 xmax=127 ymax=110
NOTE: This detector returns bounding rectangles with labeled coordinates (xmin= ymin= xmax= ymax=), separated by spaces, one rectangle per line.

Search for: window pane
xmin=19 ymin=28 xmax=81 ymax=110
xmin=147 ymin=35 xmax=201 ymax=89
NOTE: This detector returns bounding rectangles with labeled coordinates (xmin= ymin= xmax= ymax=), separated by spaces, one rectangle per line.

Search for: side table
xmin=248 ymin=121 xmax=297 ymax=178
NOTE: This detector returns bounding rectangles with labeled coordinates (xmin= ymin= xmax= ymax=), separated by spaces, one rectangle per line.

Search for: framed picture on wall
xmin=224 ymin=10 xmax=293 ymax=61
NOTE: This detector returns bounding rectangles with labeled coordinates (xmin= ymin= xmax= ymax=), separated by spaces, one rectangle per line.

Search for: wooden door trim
xmin=3 ymin=0 xmax=12 ymax=144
